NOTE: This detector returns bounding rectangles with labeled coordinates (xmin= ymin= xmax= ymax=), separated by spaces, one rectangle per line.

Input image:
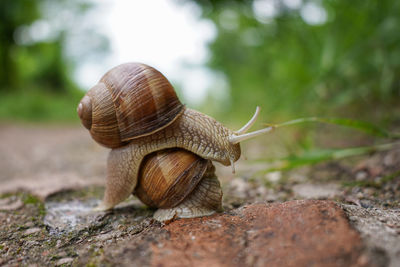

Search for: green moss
xmin=38 ymin=203 xmax=46 ymax=217
xmin=22 ymin=194 xmax=41 ymax=205
xmin=21 ymin=194 xmax=46 ymax=216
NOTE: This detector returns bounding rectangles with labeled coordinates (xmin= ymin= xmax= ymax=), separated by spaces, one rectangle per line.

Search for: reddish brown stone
xmin=150 ymin=200 xmax=366 ymax=267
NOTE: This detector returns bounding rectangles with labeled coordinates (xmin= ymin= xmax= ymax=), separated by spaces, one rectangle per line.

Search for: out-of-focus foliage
xmin=188 ymin=0 xmax=400 ymax=123
xmin=0 ymin=89 xmax=85 ymax=121
xmin=0 ymin=0 xmax=108 ymax=121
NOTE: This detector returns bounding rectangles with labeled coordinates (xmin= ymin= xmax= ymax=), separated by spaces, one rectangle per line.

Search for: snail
xmin=135 ymin=149 xmax=222 ymax=222
xmin=77 ymin=62 xmax=273 ymax=220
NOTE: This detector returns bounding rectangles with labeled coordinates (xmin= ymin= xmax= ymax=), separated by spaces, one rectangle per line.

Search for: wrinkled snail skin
xmin=101 ymin=107 xmax=241 ymax=210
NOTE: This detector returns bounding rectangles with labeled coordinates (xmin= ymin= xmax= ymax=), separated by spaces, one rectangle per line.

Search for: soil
xmin=0 ymin=123 xmax=399 ymax=266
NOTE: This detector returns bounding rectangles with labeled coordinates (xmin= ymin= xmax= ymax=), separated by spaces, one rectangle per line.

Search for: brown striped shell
xmin=135 ymin=149 xmax=209 ymax=209
xmin=77 ymin=63 xmax=184 ymax=148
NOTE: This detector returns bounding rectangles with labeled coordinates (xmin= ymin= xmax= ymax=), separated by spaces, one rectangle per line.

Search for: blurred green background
xmin=0 ymin=0 xmax=107 ymax=122
xmin=0 ymin=0 xmax=399 ymax=126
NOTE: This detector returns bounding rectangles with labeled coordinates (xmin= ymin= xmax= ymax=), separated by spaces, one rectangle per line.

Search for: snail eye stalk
xmin=235 ymin=106 xmax=261 ymax=135
xmin=229 ymin=106 xmax=274 ymax=144
xmin=229 ymin=126 xmax=274 ymax=144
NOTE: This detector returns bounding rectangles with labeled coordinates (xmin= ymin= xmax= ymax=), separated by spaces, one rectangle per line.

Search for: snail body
xmin=78 ymin=63 xmax=273 ymax=219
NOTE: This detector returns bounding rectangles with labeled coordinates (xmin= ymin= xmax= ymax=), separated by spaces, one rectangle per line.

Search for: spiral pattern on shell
xmin=135 ymin=149 xmax=209 ymax=209
xmin=77 ymin=63 xmax=184 ymax=148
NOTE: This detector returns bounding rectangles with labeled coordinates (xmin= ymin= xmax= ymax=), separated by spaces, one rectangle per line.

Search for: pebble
xmin=23 ymin=228 xmax=42 ymax=236
xmin=56 ymin=257 xmax=74 ymax=266
xmin=25 ymin=221 xmax=34 ymax=228
xmin=379 ymin=217 xmax=387 ymax=223
xmin=383 ymin=153 xmax=395 ymax=166
xmin=356 ymin=171 xmax=368 ymax=181
xmin=360 ymin=200 xmax=373 ymax=209
xmin=230 ymin=178 xmax=250 ymax=198
xmin=292 ymin=183 xmax=340 ymax=199
xmin=97 ymin=232 xmax=114 ymax=241
xmin=265 ymin=171 xmax=282 ymax=183
xmin=348 ymin=216 xmax=358 ymax=222
xmin=356 ymin=192 xmax=364 ymax=199
xmin=25 ymin=240 xmax=40 ymax=248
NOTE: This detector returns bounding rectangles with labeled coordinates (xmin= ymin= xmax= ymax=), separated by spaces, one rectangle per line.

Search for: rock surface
xmin=44 ymin=199 xmax=105 ymax=234
xmin=80 ymin=200 xmax=367 ymax=267
xmin=342 ymin=204 xmax=400 ymax=267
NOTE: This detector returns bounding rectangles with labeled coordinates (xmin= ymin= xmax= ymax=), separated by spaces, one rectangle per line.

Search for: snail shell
xmin=77 ymin=63 xmax=184 ymax=148
xmin=135 ymin=149 xmax=223 ymax=221
xmin=135 ymin=148 xmax=208 ymax=209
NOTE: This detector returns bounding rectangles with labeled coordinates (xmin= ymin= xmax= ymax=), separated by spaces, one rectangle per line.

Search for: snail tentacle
xmin=235 ymin=106 xmax=260 ymax=135
xmin=229 ymin=126 xmax=274 ymax=145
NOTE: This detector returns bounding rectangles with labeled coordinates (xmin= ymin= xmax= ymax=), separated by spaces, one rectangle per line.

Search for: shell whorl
xmin=78 ymin=63 xmax=184 ymax=148
xmin=77 ymin=95 xmax=92 ymax=130
xmin=135 ymin=149 xmax=209 ymax=209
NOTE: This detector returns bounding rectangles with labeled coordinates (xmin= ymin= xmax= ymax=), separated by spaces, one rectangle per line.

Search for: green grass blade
xmin=275 ymin=117 xmax=398 ymax=138
xmin=256 ymin=142 xmax=399 ymax=173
